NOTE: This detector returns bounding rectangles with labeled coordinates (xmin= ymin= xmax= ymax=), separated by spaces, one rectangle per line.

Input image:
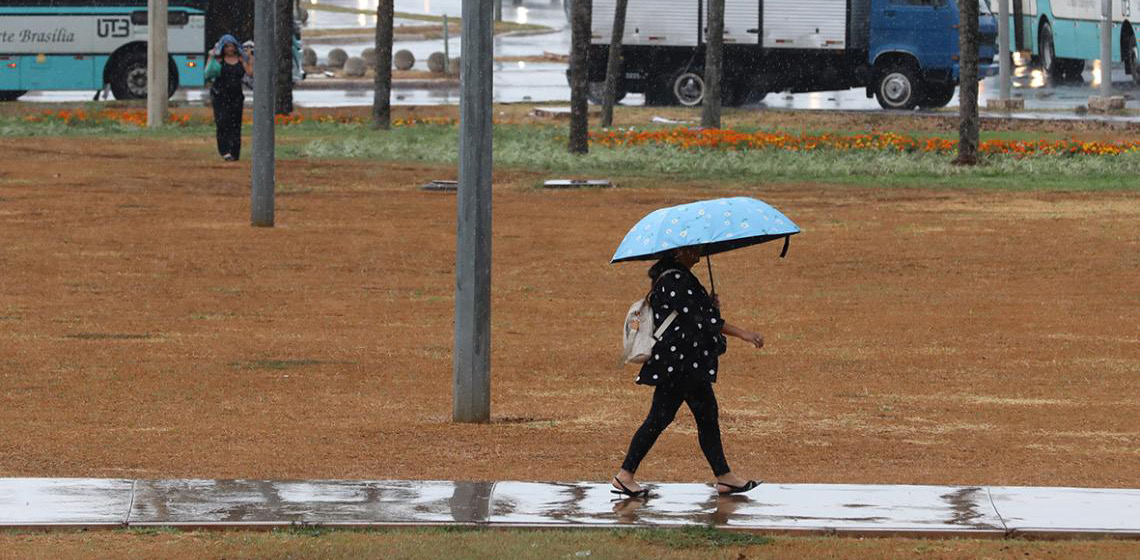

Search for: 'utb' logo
xmin=97 ymin=18 xmax=130 ymax=38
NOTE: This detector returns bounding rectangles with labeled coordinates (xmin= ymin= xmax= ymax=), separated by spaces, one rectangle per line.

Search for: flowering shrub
xmin=590 ymin=128 xmax=1140 ymax=157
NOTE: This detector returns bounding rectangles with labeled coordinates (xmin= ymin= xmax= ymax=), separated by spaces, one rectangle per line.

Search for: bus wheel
xmin=109 ymin=51 xmax=178 ymax=100
xmin=670 ymin=70 xmax=706 ymax=106
xmin=0 ymin=90 xmax=27 ymax=102
xmin=1038 ymin=21 xmax=1057 ymax=78
xmin=875 ymin=64 xmax=921 ymax=110
xmin=1126 ymin=28 xmax=1140 ymax=86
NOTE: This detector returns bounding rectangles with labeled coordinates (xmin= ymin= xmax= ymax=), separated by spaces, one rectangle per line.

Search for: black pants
xmin=621 ymin=374 xmax=731 ymax=476
xmin=212 ymin=93 xmax=244 ymax=159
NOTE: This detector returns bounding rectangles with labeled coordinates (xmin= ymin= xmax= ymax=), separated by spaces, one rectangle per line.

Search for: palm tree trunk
xmin=600 ymin=0 xmax=629 ymax=128
xmin=569 ymin=0 xmax=592 ymax=153
xmin=274 ymin=0 xmax=294 ymax=115
xmin=954 ymin=0 xmax=979 ymax=165
xmin=701 ymin=0 xmax=725 ymax=129
xmin=373 ymin=0 xmax=394 ymax=130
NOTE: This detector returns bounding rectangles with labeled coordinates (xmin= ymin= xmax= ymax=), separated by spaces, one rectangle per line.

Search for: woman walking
xmin=205 ymin=35 xmax=253 ymax=161
xmin=613 ymin=245 xmax=765 ymax=498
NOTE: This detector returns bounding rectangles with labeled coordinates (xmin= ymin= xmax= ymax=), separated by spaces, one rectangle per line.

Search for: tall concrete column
xmin=454 ymin=0 xmax=494 ymax=423
xmin=147 ymin=0 xmax=168 ymax=128
xmin=251 ymin=0 xmax=277 ymax=227
xmin=998 ymin=0 xmax=1011 ymax=100
xmin=1100 ymin=0 xmax=1112 ymax=97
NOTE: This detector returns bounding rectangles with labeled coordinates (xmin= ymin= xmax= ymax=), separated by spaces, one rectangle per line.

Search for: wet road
xmin=15 ymin=0 xmax=1140 ymax=117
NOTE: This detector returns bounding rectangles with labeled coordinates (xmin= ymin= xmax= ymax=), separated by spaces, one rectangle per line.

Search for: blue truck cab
xmin=868 ymin=0 xmax=998 ymax=109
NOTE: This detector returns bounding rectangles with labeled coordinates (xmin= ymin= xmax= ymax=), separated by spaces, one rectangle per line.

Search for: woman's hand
xmin=721 ymin=322 xmax=764 ymax=349
xmin=740 ymin=330 xmax=764 ymax=349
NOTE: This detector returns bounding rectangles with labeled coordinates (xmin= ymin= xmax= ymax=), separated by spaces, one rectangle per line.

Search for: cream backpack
xmin=621 ymin=269 xmax=682 ymax=365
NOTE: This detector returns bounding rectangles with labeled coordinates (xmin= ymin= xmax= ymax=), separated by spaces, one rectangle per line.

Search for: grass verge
xmin=4 ymin=112 xmax=1138 ymax=191
xmin=297 ymin=124 xmax=1140 ymax=191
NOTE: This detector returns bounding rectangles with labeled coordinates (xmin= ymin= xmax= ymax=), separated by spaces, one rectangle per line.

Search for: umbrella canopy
xmin=611 ymin=197 xmax=800 ymax=264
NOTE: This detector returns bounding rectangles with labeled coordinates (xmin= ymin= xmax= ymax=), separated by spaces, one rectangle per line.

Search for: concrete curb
xmin=1 ymin=479 xmax=1137 ymax=539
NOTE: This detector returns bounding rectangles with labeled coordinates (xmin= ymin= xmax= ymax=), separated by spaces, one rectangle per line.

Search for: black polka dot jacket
xmin=636 ymin=267 xmax=727 ymax=386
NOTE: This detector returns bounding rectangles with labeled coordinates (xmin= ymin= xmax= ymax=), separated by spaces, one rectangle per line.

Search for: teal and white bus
xmin=0 ymin=0 xmax=256 ymax=101
xmin=1004 ymin=0 xmax=1140 ymax=83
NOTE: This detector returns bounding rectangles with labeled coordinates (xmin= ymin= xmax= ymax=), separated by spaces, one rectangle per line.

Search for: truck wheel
xmin=109 ymin=51 xmax=178 ymax=100
xmin=670 ymin=70 xmax=706 ymax=106
xmin=1038 ymin=21 xmax=1057 ymax=78
xmin=920 ymin=84 xmax=956 ymax=109
xmin=0 ymin=90 xmax=27 ymax=102
xmin=875 ymin=64 xmax=921 ymax=110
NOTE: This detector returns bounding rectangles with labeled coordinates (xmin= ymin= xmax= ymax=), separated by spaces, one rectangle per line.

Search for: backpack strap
xmin=647 ymin=268 xmax=684 ymax=340
xmin=653 ymin=310 xmax=679 ymax=340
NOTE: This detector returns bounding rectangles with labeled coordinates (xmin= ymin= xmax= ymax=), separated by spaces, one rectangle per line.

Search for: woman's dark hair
xmin=647 ymin=254 xmax=682 ymax=280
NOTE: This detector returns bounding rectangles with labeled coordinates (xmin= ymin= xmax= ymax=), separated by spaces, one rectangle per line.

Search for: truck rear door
xmin=705 ymin=0 xmax=761 ymax=45
xmin=762 ymin=0 xmax=848 ymax=50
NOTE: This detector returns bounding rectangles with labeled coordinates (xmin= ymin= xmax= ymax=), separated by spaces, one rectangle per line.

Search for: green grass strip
xmin=294 ymin=124 xmax=1140 ymax=191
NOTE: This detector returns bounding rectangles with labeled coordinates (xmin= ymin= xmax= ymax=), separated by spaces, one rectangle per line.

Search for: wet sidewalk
xmin=1 ymin=479 xmax=1137 ymax=538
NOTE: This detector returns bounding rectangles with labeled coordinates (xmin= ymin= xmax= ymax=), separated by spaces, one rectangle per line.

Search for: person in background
xmin=204 ymin=35 xmax=253 ymax=162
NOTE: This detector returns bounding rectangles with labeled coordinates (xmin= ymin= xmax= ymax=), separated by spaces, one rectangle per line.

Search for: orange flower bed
xmin=24 ymin=110 xmax=456 ymax=129
xmin=590 ymin=127 xmax=1140 ymax=157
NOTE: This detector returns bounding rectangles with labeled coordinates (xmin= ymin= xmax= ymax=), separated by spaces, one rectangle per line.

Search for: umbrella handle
xmin=706 ymin=254 xmax=716 ymax=298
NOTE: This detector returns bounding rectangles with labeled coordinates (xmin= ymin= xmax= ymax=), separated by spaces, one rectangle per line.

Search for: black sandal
xmin=716 ymin=480 xmax=761 ymax=495
xmin=611 ymin=477 xmax=650 ymax=498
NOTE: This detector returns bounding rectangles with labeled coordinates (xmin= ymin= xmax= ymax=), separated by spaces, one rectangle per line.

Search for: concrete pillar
xmin=454 ymin=0 xmax=494 ymax=423
xmin=147 ymin=0 xmax=168 ymax=128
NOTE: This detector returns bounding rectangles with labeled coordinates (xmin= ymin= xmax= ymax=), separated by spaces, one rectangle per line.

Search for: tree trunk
xmin=701 ymin=0 xmax=725 ymax=128
xmin=600 ymin=0 xmax=629 ymax=128
xmin=954 ymin=0 xmax=979 ymax=165
xmin=274 ymin=0 xmax=294 ymax=115
xmin=373 ymin=0 xmax=395 ymax=130
xmin=569 ymin=0 xmax=591 ymax=153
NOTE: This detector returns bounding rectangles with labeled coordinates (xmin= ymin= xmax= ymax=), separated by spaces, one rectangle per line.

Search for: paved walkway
xmin=1 ymin=479 xmax=1137 ymax=538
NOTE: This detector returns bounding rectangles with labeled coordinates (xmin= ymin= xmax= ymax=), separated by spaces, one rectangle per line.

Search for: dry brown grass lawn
xmin=0 ymin=111 xmax=1137 ymax=488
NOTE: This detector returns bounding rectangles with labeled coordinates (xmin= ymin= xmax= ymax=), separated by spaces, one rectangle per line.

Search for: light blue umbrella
xmin=611 ymin=197 xmax=800 ymax=293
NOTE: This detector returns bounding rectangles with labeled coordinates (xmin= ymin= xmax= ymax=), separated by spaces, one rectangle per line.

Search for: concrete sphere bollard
xmin=427 ymin=51 xmax=447 ymax=73
xmin=394 ymin=49 xmax=415 ymax=71
xmin=326 ymin=48 xmax=348 ymax=69
xmin=302 ymin=47 xmax=317 ymax=68
xmin=361 ymin=47 xmax=377 ymax=67
xmin=448 ymin=57 xmax=461 ymax=75
xmin=343 ymin=56 xmax=367 ymax=78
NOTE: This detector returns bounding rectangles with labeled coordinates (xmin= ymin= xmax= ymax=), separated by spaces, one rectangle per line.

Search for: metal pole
xmin=494 ymin=0 xmax=502 ymax=22
xmin=146 ymin=0 xmax=168 ymax=128
xmin=1100 ymin=0 xmax=1112 ymax=96
xmin=443 ymin=14 xmax=451 ymax=76
xmin=454 ymin=0 xmax=494 ymax=423
xmin=252 ymin=0 xmax=277 ymax=227
xmin=998 ymin=0 xmax=1011 ymax=100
